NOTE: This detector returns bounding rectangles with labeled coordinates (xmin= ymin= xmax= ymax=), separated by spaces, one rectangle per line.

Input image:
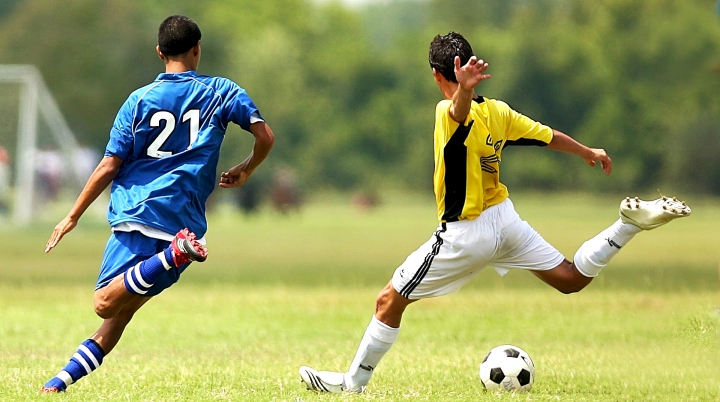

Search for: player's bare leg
xmin=300 ymin=281 xmax=415 ymax=393
xmin=91 ymin=294 xmax=151 ymax=353
xmin=41 ymin=290 xmax=151 ymax=393
xmin=42 ymin=229 xmax=206 ymax=393
xmin=532 ymin=259 xmax=593 ymax=294
xmin=94 ymin=274 xmax=146 ymax=319
xmin=374 ymin=281 xmax=416 ymax=327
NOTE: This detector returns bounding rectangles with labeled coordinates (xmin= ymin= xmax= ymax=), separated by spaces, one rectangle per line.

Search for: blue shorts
xmin=96 ymin=231 xmax=191 ymax=297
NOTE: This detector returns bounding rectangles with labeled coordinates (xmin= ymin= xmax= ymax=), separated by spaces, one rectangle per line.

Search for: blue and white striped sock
xmin=123 ymin=248 xmax=175 ymax=295
xmin=43 ymin=339 xmax=105 ymax=391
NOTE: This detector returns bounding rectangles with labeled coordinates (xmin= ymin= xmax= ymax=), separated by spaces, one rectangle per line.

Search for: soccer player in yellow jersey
xmin=299 ymin=32 xmax=690 ymax=393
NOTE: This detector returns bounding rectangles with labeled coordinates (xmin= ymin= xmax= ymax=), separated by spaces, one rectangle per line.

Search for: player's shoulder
xmin=119 ymin=83 xmax=160 ymax=112
xmin=192 ymin=74 xmax=243 ymax=92
xmin=482 ymin=97 xmax=509 ymax=110
xmin=480 ymin=97 xmax=514 ymax=119
xmin=127 ymin=81 xmax=158 ymax=100
xmin=435 ymin=99 xmax=453 ymax=113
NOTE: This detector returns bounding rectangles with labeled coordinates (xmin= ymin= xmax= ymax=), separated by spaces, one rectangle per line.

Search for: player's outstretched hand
xmin=219 ymin=162 xmax=253 ymax=188
xmin=584 ymin=148 xmax=612 ymax=175
xmin=45 ymin=216 xmax=78 ymax=253
xmin=454 ymin=56 xmax=491 ymax=90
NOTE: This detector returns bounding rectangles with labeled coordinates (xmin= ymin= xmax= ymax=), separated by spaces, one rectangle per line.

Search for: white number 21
xmin=147 ymin=109 xmax=200 ymax=158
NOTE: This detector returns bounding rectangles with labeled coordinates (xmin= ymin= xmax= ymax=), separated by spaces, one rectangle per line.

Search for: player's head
xmin=428 ymin=32 xmax=475 ymax=83
xmin=157 ymin=15 xmax=202 ymax=61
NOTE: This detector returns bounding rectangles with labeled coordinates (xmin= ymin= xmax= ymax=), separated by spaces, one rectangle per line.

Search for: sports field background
xmin=2 ymin=192 xmax=719 ymax=401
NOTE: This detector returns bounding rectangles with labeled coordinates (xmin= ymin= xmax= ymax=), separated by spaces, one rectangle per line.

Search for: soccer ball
xmin=479 ymin=344 xmax=535 ymax=392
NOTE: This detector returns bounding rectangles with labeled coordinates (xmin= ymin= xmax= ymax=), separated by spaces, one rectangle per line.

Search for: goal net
xmin=0 ymin=65 xmax=94 ymax=226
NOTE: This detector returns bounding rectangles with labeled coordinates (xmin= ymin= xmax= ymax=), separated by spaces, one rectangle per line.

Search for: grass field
xmin=2 ymin=192 xmax=719 ymax=401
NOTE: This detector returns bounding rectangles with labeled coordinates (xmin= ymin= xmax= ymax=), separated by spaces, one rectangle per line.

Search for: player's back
xmin=105 ymin=70 xmax=260 ymax=237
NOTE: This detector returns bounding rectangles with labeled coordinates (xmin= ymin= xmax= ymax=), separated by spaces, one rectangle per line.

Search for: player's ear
xmin=156 ymin=46 xmax=165 ymax=62
xmin=432 ymin=68 xmax=443 ymax=84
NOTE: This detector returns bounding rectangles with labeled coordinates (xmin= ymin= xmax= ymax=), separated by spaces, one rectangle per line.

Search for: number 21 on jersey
xmin=146 ymin=109 xmax=200 ymax=158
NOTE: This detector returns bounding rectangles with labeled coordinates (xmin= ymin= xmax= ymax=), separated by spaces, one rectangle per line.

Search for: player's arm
xmin=547 ymin=129 xmax=612 ymax=175
xmin=45 ymin=155 xmax=122 ymax=252
xmin=450 ymin=56 xmax=490 ymax=123
xmin=219 ymin=121 xmax=275 ymax=188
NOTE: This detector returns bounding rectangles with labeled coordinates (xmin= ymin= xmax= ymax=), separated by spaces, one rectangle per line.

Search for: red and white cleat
xmin=171 ymin=228 xmax=208 ymax=266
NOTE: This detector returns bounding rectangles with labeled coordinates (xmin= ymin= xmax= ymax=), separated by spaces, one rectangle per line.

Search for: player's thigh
xmin=491 ymin=219 xmax=565 ymax=274
xmin=392 ymin=221 xmax=495 ymax=299
xmin=492 ymin=219 xmax=590 ymax=292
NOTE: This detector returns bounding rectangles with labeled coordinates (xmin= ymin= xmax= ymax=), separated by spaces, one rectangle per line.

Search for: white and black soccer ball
xmin=479 ymin=344 xmax=535 ymax=392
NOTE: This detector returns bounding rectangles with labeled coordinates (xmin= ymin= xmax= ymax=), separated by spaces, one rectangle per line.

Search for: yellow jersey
xmin=433 ymin=96 xmax=553 ymax=222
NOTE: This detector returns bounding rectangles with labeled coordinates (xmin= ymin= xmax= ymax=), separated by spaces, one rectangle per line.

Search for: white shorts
xmin=392 ymin=198 xmax=565 ymax=299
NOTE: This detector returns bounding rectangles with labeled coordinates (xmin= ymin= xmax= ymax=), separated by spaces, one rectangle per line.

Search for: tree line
xmin=0 ymin=0 xmax=718 ymax=196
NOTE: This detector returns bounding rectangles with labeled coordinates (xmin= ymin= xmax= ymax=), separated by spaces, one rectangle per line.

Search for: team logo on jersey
xmin=480 ymin=154 xmax=500 ymax=173
xmin=481 ymin=134 xmax=503 ymax=173
xmin=485 ymin=134 xmax=503 ymax=151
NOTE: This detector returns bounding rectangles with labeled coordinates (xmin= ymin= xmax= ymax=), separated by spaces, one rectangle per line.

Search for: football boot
xmin=620 ymin=196 xmax=690 ymax=230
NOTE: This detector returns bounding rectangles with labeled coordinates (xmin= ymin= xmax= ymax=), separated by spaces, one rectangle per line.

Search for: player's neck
xmin=444 ymin=82 xmax=457 ymax=100
xmin=164 ymin=60 xmax=196 ymax=74
xmin=441 ymin=81 xmax=460 ymax=100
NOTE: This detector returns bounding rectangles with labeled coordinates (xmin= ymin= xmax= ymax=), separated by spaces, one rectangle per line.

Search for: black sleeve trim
xmin=502 ymin=138 xmax=549 ymax=149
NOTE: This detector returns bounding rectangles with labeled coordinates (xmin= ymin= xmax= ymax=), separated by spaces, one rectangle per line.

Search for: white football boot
xmin=620 ymin=196 xmax=691 ymax=230
xmin=298 ymin=366 xmax=365 ymax=394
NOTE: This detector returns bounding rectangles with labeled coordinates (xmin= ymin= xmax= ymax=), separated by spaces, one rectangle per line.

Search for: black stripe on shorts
xmin=399 ymin=223 xmax=447 ymax=298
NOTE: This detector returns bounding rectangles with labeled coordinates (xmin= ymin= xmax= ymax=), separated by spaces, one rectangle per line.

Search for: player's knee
xmin=375 ymin=286 xmax=394 ymax=311
xmin=94 ymin=302 xmax=114 ymax=319
xmin=375 ymin=283 xmax=412 ymax=316
xmin=94 ymin=293 xmax=117 ymax=319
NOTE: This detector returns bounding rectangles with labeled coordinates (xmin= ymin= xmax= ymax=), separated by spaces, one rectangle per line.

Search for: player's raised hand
xmin=219 ymin=162 xmax=253 ymax=188
xmin=454 ymin=56 xmax=491 ymax=90
xmin=45 ymin=216 xmax=78 ymax=253
xmin=584 ymin=148 xmax=612 ymax=175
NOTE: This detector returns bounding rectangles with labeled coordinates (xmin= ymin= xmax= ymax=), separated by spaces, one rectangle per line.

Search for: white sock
xmin=345 ymin=315 xmax=399 ymax=389
xmin=574 ymin=219 xmax=642 ymax=277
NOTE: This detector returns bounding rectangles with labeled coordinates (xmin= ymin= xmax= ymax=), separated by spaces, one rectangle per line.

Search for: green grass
xmin=2 ymin=192 xmax=719 ymax=401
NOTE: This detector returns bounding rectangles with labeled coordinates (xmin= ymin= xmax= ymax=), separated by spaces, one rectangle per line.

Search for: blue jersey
xmin=104 ymin=70 xmax=261 ymax=238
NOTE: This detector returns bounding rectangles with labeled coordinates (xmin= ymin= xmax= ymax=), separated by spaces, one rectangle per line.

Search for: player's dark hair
xmin=428 ymin=32 xmax=475 ymax=83
xmin=158 ymin=15 xmax=202 ymax=56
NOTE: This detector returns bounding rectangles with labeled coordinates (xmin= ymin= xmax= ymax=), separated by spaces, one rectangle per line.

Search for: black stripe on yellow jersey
xmin=433 ymin=96 xmax=554 ymax=222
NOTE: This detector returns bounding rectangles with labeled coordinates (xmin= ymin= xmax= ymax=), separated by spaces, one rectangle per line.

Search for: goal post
xmin=0 ymin=65 xmax=85 ymax=226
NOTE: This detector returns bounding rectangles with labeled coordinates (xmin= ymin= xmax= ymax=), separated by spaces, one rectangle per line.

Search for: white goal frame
xmin=0 ymin=65 xmax=85 ymax=226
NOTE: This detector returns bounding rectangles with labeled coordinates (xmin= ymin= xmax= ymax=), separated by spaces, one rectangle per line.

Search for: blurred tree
xmin=0 ymin=0 xmax=717 ymax=197
xmin=0 ymin=0 xmax=157 ymax=150
xmin=427 ymin=0 xmax=720 ymax=194
xmin=0 ymin=0 xmax=21 ymax=21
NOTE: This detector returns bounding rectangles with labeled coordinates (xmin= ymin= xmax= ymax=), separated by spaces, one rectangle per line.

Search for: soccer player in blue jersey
xmin=41 ymin=15 xmax=274 ymax=393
